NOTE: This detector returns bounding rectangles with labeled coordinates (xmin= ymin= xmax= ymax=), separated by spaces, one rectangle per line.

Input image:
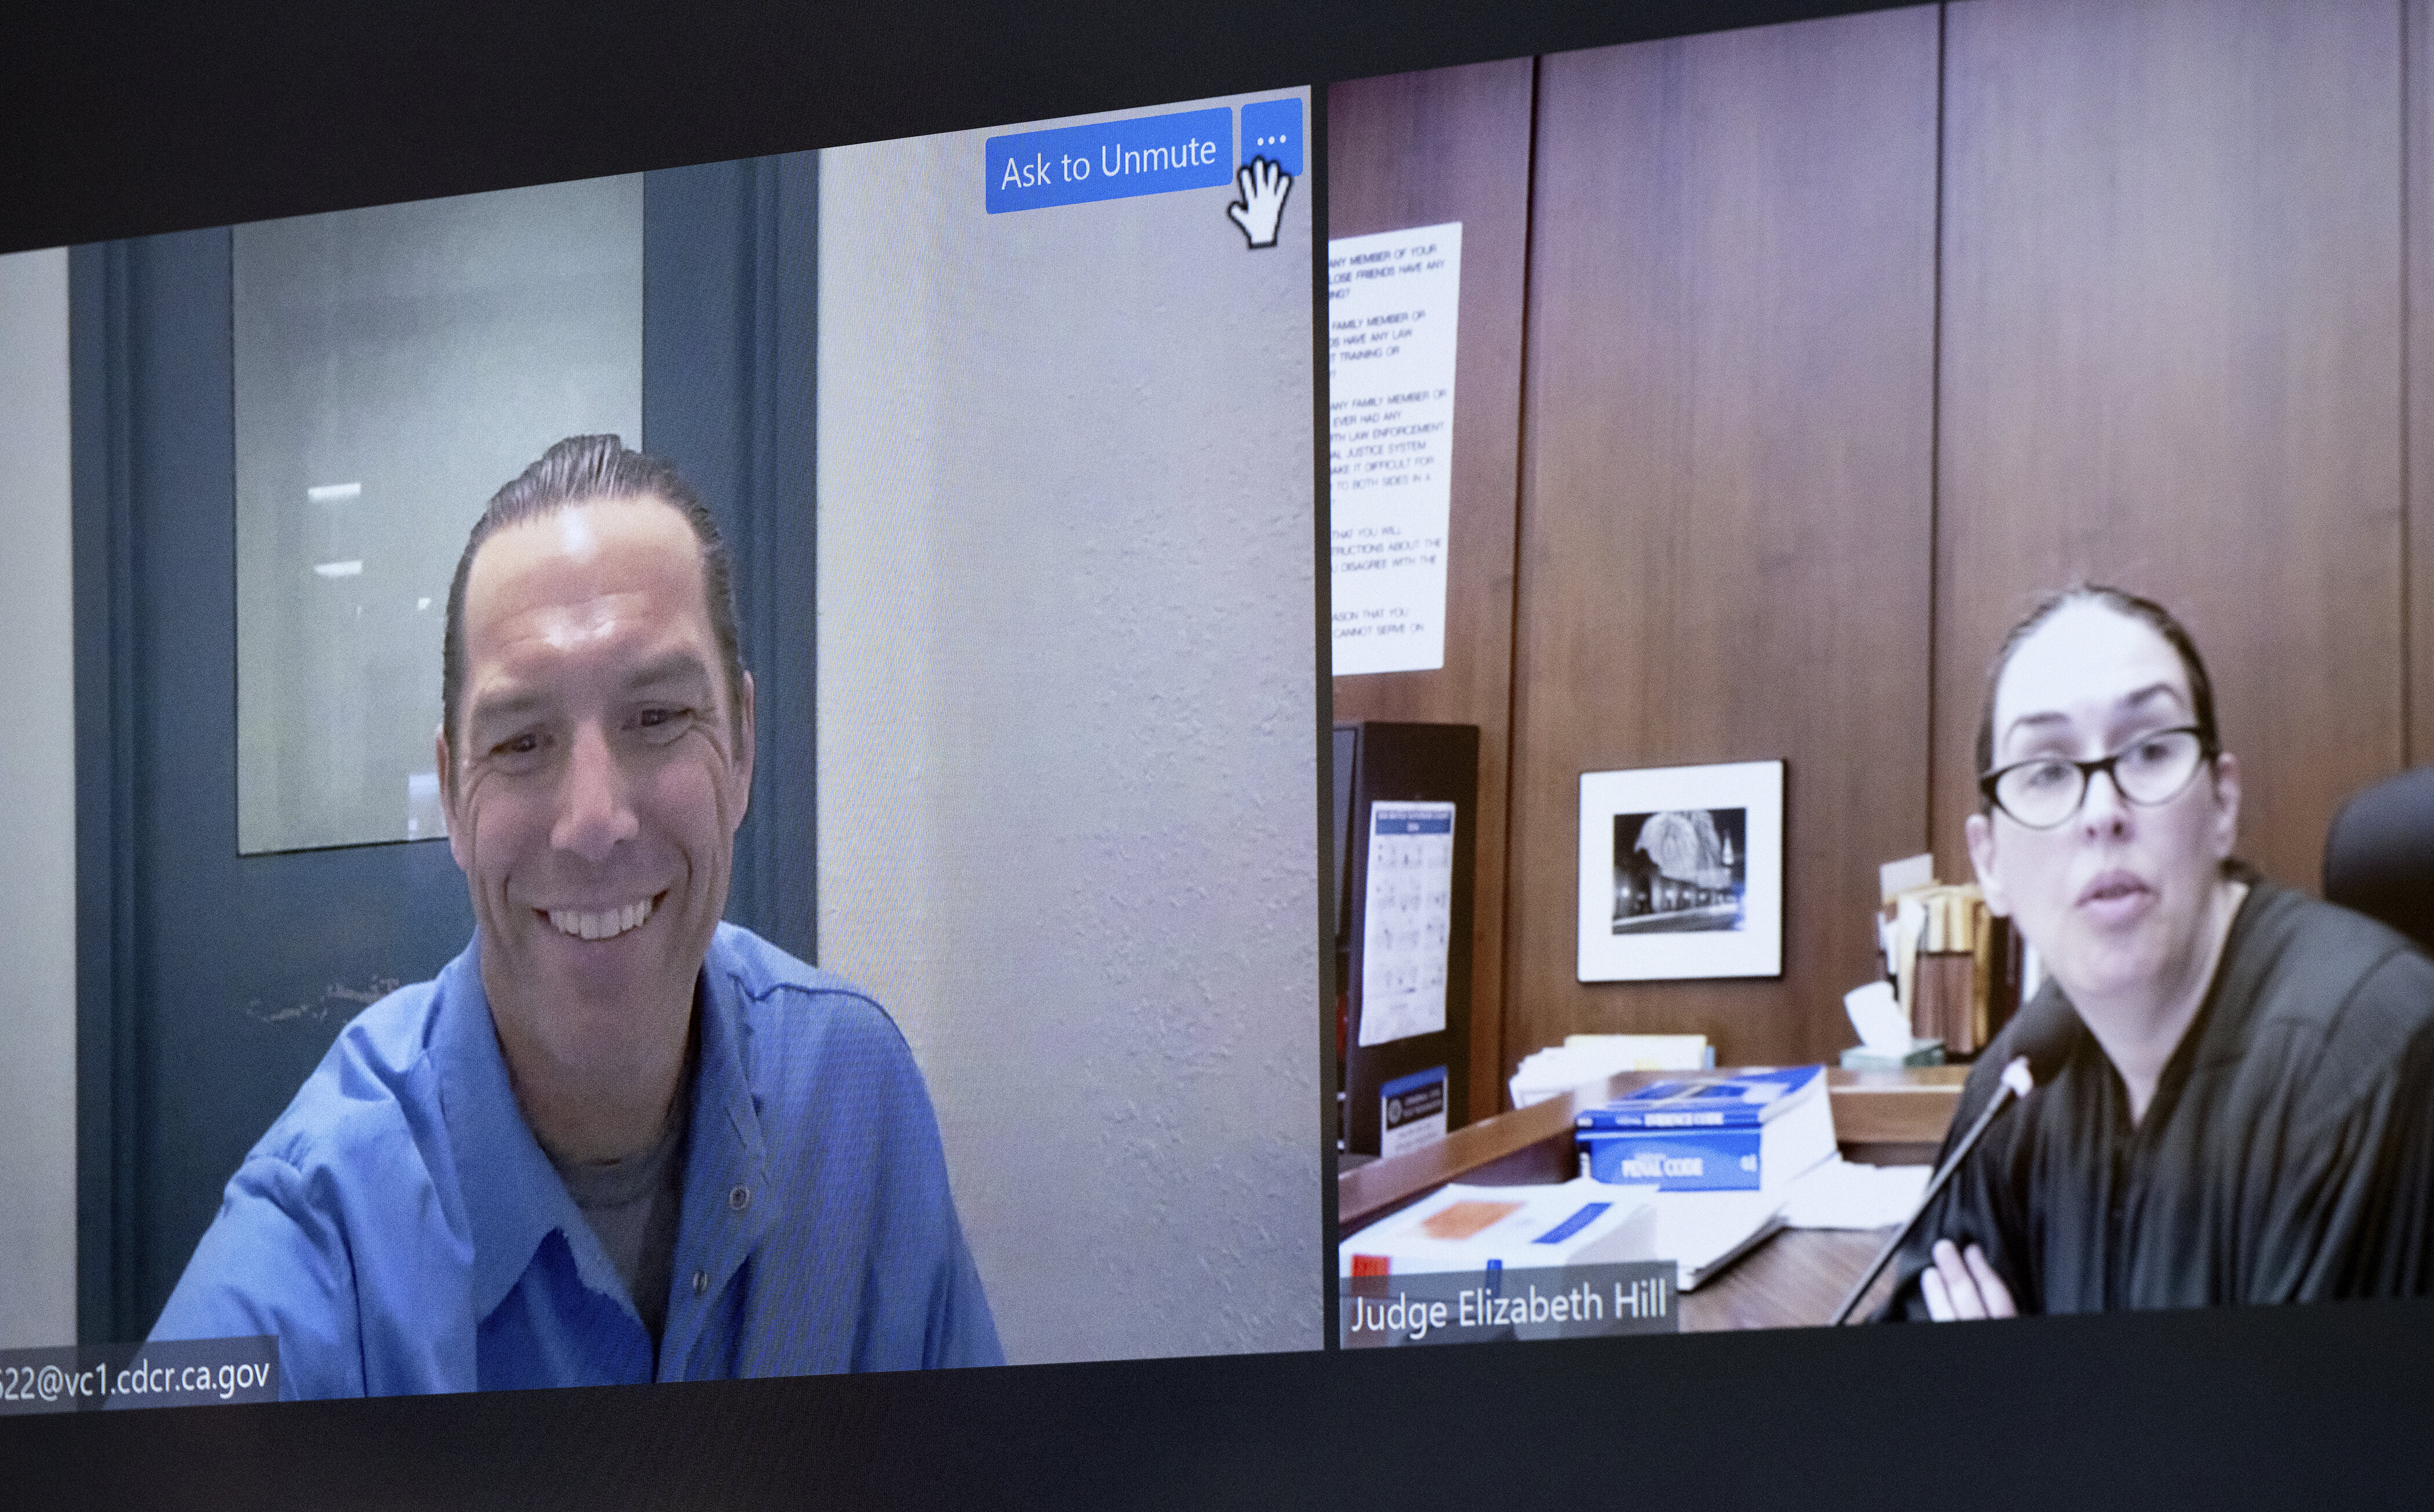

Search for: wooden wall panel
xmin=1936 ymin=0 xmax=2405 ymax=894
xmin=1505 ymin=7 xmax=1941 ymax=1069
xmin=2413 ymin=0 xmax=2434 ymax=766
xmin=1329 ymin=59 xmax=1535 ymax=1117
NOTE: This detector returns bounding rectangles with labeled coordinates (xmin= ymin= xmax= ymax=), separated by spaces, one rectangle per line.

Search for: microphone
xmin=1828 ymin=1003 xmax=2078 ymax=1325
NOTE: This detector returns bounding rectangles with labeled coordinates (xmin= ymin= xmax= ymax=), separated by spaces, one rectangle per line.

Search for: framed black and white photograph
xmin=1577 ymin=760 xmax=1783 ymax=982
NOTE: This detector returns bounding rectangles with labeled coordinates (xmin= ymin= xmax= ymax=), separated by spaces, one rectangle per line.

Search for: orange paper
xmin=1419 ymin=1200 xmax=1523 ymax=1241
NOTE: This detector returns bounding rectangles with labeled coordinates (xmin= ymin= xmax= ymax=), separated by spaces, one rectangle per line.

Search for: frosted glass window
xmin=235 ymin=176 xmax=643 ymax=854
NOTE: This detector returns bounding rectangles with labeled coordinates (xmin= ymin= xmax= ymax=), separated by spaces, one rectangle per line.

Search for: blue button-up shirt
xmin=151 ymin=924 xmax=1001 ymax=1398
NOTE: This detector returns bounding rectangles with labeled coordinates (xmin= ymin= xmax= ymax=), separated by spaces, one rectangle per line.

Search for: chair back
xmin=2323 ymin=765 xmax=2434 ymax=954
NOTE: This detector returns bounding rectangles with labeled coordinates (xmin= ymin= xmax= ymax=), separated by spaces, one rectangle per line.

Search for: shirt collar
xmin=655 ymin=930 xmax=775 ymax=1372
xmin=693 ymin=928 xmax=768 ymax=1171
xmin=433 ymin=936 xmax=765 ymax=1325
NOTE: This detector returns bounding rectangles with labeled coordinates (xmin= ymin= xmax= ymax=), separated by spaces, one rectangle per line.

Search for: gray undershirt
xmin=551 ymin=1094 xmax=691 ymax=1343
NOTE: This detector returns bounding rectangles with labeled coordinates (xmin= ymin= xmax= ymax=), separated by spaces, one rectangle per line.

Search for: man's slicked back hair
xmin=442 ymin=435 xmax=747 ymax=774
xmin=1973 ymin=583 xmax=2221 ymax=810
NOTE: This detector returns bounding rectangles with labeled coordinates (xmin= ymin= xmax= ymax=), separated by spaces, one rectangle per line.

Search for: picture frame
xmin=1577 ymin=759 xmax=1784 ymax=982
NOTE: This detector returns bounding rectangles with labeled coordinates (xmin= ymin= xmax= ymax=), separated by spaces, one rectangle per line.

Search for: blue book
xmin=1575 ymin=1067 xmax=1834 ymax=1192
xmin=1574 ymin=1065 xmax=1825 ymax=1132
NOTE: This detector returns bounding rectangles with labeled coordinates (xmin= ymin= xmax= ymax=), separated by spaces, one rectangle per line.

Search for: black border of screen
xmin=10 ymin=0 xmax=2434 ymax=1506
xmin=1 ymin=1 xmax=1896 ymax=254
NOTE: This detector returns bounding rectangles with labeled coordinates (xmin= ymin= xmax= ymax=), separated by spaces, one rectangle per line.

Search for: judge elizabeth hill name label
xmin=1340 ymin=1260 xmax=1676 ymax=1347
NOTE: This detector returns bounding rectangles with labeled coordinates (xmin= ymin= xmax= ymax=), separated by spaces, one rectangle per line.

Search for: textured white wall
xmin=0 ymin=247 xmax=78 ymax=1349
xmin=817 ymin=95 xmax=1322 ymax=1365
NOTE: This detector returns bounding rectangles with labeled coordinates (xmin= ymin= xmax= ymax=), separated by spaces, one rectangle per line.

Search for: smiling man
xmin=1885 ymin=585 xmax=2434 ymax=1321
xmin=152 ymin=436 xmax=1001 ymax=1394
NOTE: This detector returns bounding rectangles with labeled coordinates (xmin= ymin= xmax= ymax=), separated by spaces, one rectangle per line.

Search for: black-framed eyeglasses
xmin=1978 ymin=725 xmax=2217 ymax=830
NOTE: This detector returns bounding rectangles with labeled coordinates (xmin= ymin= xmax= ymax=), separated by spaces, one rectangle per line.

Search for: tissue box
xmin=1840 ymin=1039 xmax=1945 ymax=1070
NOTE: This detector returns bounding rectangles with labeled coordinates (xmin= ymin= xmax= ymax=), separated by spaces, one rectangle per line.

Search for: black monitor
xmin=5 ymin=2 xmax=2433 ymax=1507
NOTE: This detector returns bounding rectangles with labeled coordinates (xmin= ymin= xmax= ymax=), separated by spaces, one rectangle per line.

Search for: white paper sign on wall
xmin=1327 ymin=222 xmax=1460 ymax=676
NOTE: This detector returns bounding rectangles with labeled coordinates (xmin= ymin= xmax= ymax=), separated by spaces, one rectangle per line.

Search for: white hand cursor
xmin=1227 ymin=156 xmax=1293 ymax=249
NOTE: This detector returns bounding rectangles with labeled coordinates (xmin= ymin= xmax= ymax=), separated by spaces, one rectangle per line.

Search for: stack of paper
xmin=1643 ymin=1190 xmax=1790 ymax=1291
xmin=1507 ymin=1034 xmax=1712 ymax=1108
xmin=1781 ymin=1157 xmax=1932 ymax=1231
xmin=1342 ymin=1172 xmax=1899 ymax=1295
xmin=1339 ymin=1176 xmax=1659 ymax=1278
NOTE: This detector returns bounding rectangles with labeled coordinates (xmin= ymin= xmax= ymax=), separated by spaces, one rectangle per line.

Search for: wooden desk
xmin=1682 ymin=1226 xmax=1906 ymax=1329
xmin=1338 ymin=1066 xmax=1965 ymax=1329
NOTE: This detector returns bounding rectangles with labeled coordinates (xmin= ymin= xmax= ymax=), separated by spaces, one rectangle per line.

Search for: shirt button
xmin=729 ymin=1185 xmax=752 ymax=1212
xmin=692 ymin=1270 xmax=709 ymax=1297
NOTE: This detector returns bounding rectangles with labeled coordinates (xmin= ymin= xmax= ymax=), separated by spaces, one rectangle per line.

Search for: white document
xmin=1781 ymin=1158 xmax=1933 ymax=1231
xmin=1357 ymin=801 xmax=1456 ymax=1046
xmin=1646 ymin=1190 xmax=1790 ymax=1291
xmin=1506 ymin=1034 xmax=1711 ymax=1108
xmin=1878 ymin=852 xmax=1935 ymax=905
xmin=1843 ymin=979 xmax=1912 ymax=1051
xmin=1328 ymin=223 xmax=1461 ymax=675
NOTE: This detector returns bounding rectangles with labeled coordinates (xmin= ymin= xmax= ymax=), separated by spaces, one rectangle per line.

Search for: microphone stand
xmin=1829 ymin=1055 xmax=2036 ymax=1326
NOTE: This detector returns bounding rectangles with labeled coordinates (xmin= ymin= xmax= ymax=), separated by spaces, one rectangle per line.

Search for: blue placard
xmin=1239 ymin=97 xmax=1303 ymax=174
xmin=986 ymin=108 xmax=1234 ymax=214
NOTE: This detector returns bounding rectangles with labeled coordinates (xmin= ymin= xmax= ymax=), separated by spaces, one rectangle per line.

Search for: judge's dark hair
xmin=442 ymin=435 xmax=746 ymax=772
xmin=1973 ymin=585 xmax=2221 ymax=810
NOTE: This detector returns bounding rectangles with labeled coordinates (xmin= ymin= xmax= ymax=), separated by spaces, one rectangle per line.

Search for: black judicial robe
xmin=1884 ymin=879 xmax=2434 ymax=1318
